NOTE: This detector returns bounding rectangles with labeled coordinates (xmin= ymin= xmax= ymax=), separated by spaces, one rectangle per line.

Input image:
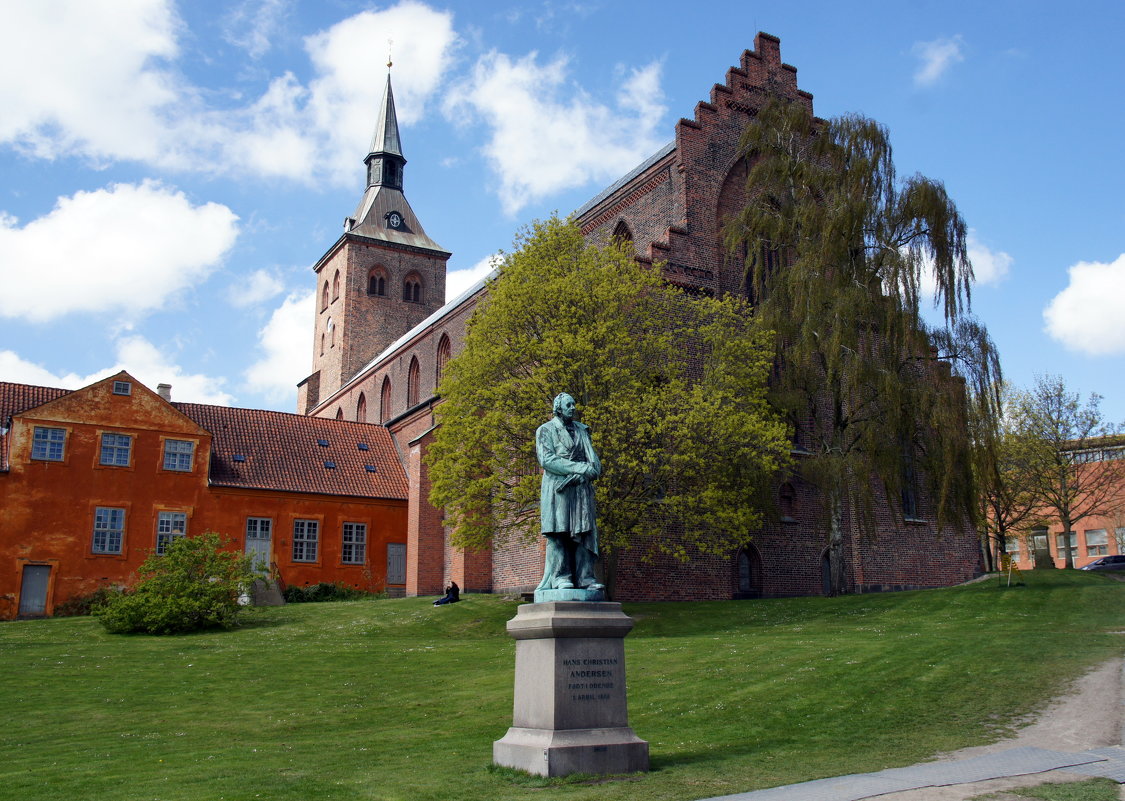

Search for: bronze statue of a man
xmin=535 ymin=393 xmax=604 ymax=592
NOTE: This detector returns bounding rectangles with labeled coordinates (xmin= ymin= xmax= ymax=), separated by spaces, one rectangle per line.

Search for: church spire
xmin=365 ymin=74 xmax=405 ymax=190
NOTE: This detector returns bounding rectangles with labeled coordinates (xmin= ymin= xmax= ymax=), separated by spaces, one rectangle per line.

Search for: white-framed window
xmin=1056 ymin=532 xmax=1078 ymax=562
xmin=1003 ymin=537 xmax=1021 ymax=561
xmin=156 ymin=511 xmax=187 ymax=555
xmin=99 ymin=433 xmax=132 ymax=466
xmin=93 ymin=507 xmax=125 ymax=554
xmin=293 ymin=520 xmax=319 ymax=562
xmin=112 ymin=380 xmax=132 ymax=396
xmin=342 ymin=522 xmax=367 ymax=564
xmin=31 ymin=426 xmax=66 ymax=461
xmin=1116 ymin=527 xmax=1125 ymax=553
xmin=1085 ymin=529 xmax=1109 ymax=557
xmin=162 ymin=439 xmax=194 ymax=471
xmin=246 ymin=517 xmax=272 ymax=539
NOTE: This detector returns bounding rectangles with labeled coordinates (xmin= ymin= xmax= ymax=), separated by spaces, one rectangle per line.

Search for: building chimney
xmin=157 ymin=383 xmax=172 ymax=401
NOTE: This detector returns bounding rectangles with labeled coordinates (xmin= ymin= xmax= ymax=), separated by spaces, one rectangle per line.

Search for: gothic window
xmin=332 ymin=270 xmax=341 ymax=301
xmin=335 ymin=408 xmax=344 ymax=420
xmin=368 ymin=266 xmax=387 ymax=296
xmin=779 ymin=482 xmax=797 ymax=521
xmin=736 ymin=546 xmax=762 ymax=598
xmin=327 ymin=318 xmax=335 ymax=348
xmin=356 ymin=392 xmax=367 ymax=423
xmin=320 ymin=332 xmax=325 ymax=355
xmin=403 ymin=273 xmax=422 ymax=303
xmin=407 ymin=356 xmax=420 ymax=407
xmin=380 ymin=376 xmax=392 ymax=423
xmin=611 ymin=220 xmax=633 ymax=248
xmin=436 ymin=334 xmax=451 ymax=387
xmin=321 ymin=281 xmax=329 ymax=311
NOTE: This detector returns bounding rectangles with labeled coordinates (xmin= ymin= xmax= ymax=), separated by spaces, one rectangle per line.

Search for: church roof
xmin=367 ymin=75 xmax=403 ymax=159
xmin=346 ymin=185 xmax=448 ymax=254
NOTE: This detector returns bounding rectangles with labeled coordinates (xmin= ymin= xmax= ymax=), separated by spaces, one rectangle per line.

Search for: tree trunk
xmin=828 ymin=491 xmax=848 ymax=596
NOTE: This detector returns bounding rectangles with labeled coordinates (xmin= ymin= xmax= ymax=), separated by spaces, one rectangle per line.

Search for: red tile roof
xmin=0 ymin=380 xmax=406 ymax=499
xmin=0 ymin=381 xmax=71 ymax=424
xmin=174 ymin=403 xmax=407 ymax=500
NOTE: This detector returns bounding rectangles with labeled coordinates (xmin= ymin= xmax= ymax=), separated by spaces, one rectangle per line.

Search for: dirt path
xmin=872 ymin=656 xmax=1125 ymax=800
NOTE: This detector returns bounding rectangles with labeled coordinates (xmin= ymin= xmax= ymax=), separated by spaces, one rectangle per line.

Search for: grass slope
xmin=1 ymin=570 xmax=1122 ymax=801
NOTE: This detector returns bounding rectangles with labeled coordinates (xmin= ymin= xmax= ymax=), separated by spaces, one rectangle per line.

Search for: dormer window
xmin=386 ymin=210 xmax=404 ymax=230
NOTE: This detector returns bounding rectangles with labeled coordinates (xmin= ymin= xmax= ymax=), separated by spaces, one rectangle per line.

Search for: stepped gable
xmin=173 ymin=403 xmax=408 ymax=500
xmin=575 ymin=32 xmax=816 ymax=298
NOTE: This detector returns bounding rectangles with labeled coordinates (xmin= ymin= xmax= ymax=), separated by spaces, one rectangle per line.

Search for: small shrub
xmin=53 ymin=586 xmax=120 ymax=617
xmin=282 ymin=582 xmax=376 ymax=603
xmin=96 ymin=532 xmax=255 ymax=635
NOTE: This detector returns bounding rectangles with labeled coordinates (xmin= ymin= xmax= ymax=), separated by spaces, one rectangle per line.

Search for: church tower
xmin=299 ymin=73 xmax=450 ymax=413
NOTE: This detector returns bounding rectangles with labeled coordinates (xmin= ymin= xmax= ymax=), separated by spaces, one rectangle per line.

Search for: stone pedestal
xmin=492 ymin=601 xmax=649 ymax=777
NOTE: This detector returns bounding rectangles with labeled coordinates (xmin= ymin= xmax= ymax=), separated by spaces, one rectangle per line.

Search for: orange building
xmin=0 ymin=372 xmax=408 ymax=619
xmin=1000 ymin=440 xmax=1125 ymax=571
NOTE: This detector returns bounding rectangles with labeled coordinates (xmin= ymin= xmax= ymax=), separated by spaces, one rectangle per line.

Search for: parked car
xmin=1080 ymin=555 xmax=1125 ymax=571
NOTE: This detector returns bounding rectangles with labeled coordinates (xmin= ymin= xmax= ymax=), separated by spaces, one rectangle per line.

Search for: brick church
xmin=296 ymin=32 xmax=985 ymax=602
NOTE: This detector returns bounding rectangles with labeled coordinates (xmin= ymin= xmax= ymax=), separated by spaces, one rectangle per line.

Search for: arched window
xmin=356 ymin=392 xmax=367 ymax=423
xmin=327 ymin=318 xmax=335 ymax=348
xmin=332 ymin=270 xmax=341 ymax=300
xmin=403 ymin=273 xmax=422 ymax=303
xmin=611 ymin=220 xmax=633 ymax=248
xmin=368 ymin=266 xmax=387 ymax=296
xmin=736 ymin=546 xmax=763 ymax=598
xmin=779 ymin=482 xmax=797 ymax=521
xmin=320 ymin=332 xmax=325 ymax=355
xmin=407 ymin=356 xmax=420 ymax=407
xmin=321 ymin=281 xmax=329 ymax=311
xmin=380 ymin=376 xmax=392 ymax=423
xmin=435 ymin=334 xmax=451 ymax=387
xmin=335 ymin=407 xmax=344 ymax=420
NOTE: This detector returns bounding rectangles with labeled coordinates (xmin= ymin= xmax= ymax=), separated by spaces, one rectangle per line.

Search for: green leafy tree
xmin=1009 ymin=374 xmax=1124 ymax=569
xmin=725 ymin=100 xmax=1001 ymax=593
xmin=974 ymin=384 xmax=1047 ymax=570
xmin=97 ymin=532 xmax=255 ymax=634
xmin=427 ymin=216 xmax=792 ymax=584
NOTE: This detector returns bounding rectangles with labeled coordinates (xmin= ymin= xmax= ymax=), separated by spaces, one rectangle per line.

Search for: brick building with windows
xmin=0 ymin=372 xmax=408 ymax=619
xmin=1000 ymin=439 xmax=1125 ymax=571
xmin=301 ymin=33 xmax=985 ymax=601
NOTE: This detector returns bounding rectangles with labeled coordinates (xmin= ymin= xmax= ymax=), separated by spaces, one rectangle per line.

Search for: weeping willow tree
xmin=725 ymin=99 xmax=1001 ymax=594
xmin=427 ymin=215 xmax=791 ymax=587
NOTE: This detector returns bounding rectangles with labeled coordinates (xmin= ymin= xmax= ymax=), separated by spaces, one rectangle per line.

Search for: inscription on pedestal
xmin=493 ymin=601 xmax=649 ymax=777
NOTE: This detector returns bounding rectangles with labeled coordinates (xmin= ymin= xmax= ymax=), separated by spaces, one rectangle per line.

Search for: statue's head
xmin=552 ymin=392 xmax=577 ymax=421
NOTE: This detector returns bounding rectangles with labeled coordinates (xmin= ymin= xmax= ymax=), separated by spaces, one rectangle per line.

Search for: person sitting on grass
xmin=433 ymin=580 xmax=460 ymax=606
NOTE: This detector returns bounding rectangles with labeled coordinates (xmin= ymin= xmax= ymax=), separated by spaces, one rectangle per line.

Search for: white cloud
xmin=243 ymin=291 xmax=314 ymax=405
xmin=0 ymin=0 xmax=180 ymax=163
xmin=0 ymin=335 xmax=234 ymax=405
xmin=1043 ymin=253 xmax=1125 ymax=355
xmin=444 ymin=52 xmax=666 ymax=214
xmin=0 ymin=0 xmax=457 ymax=184
xmin=221 ymin=0 xmax=290 ymax=59
xmin=967 ymin=232 xmax=1012 ymax=287
xmin=228 ymin=269 xmax=285 ymax=308
xmin=918 ymin=230 xmax=1011 ymax=303
xmin=912 ymin=35 xmax=965 ymax=87
xmin=0 ymin=180 xmax=239 ymax=323
xmin=446 ymin=254 xmax=500 ymax=301
xmin=304 ymin=2 xmax=459 ymax=182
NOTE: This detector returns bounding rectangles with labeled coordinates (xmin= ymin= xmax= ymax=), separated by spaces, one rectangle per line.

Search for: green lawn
xmin=2 ymin=570 xmax=1122 ymax=801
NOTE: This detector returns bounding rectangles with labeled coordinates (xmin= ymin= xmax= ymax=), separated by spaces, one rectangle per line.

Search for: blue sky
xmin=1 ymin=0 xmax=1123 ymax=422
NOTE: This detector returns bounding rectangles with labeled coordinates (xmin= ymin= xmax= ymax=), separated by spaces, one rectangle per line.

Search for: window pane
xmin=163 ymin=439 xmax=194 ymax=471
xmin=293 ymin=520 xmax=318 ymax=562
xmin=93 ymin=507 xmax=125 ymax=554
xmin=31 ymin=427 xmax=65 ymax=461
xmin=99 ymin=433 xmax=132 ymax=466
xmin=342 ymin=522 xmax=366 ymax=564
xmin=1085 ymin=529 xmax=1108 ymax=556
xmin=156 ymin=512 xmax=187 ymax=555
